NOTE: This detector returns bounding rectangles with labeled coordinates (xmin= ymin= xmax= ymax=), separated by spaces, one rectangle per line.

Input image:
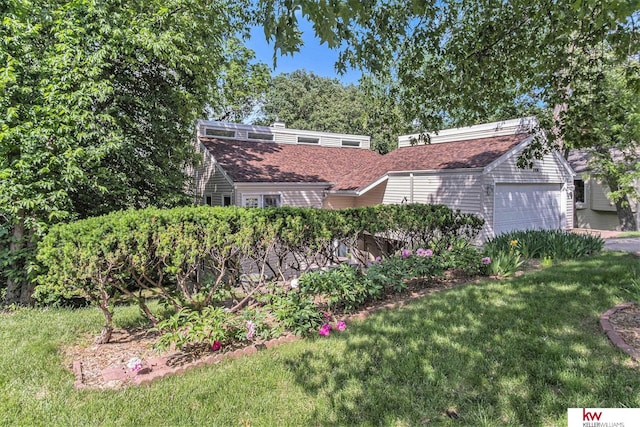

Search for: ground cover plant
xmin=1 ymin=252 xmax=639 ymax=425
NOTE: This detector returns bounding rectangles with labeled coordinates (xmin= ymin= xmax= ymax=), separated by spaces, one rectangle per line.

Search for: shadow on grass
xmin=284 ymin=253 xmax=640 ymax=425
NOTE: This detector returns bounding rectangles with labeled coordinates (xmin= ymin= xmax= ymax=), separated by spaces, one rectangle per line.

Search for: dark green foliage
xmin=264 ymin=285 xmax=325 ymax=336
xmin=35 ymin=204 xmax=483 ymax=341
xmin=298 ymin=264 xmax=375 ymax=312
xmin=485 ymin=230 xmax=605 ymax=260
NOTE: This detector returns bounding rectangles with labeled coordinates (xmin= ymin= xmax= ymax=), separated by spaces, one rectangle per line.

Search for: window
xmin=297 ymin=136 xmax=320 ymax=144
xmin=242 ymin=194 xmax=281 ymax=208
xmin=243 ymin=196 xmax=259 ymax=208
xmin=341 ymin=139 xmax=360 ymax=147
xmin=204 ymin=128 xmax=235 ymax=138
xmin=574 ymin=179 xmax=585 ymax=204
xmin=205 ymin=196 xmax=213 ymax=206
xmin=222 ymin=194 xmax=232 ymax=207
xmin=248 ymin=132 xmax=274 ymax=141
xmin=263 ymin=195 xmax=281 ymax=208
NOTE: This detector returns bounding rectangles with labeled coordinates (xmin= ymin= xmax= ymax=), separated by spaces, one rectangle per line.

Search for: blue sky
xmin=245 ymin=19 xmax=362 ymax=85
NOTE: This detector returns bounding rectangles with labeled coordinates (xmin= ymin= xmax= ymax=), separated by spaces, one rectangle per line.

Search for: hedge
xmin=35 ymin=204 xmax=483 ymax=342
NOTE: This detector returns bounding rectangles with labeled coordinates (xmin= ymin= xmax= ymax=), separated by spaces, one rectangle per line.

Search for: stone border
xmin=600 ymin=302 xmax=640 ymax=361
xmin=73 ymin=279 xmax=469 ymax=390
xmin=73 ymin=334 xmax=299 ymax=389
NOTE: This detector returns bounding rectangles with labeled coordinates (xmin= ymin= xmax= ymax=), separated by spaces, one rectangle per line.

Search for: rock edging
xmin=600 ymin=302 xmax=640 ymax=361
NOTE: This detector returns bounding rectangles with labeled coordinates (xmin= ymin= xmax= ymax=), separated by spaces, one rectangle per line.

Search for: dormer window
xmin=297 ymin=136 xmax=320 ymax=144
xmin=341 ymin=139 xmax=360 ymax=147
xmin=248 ymin=132 xmax=274 ymax=141
xmin=205 ymin=128 xmax=235 ymax=138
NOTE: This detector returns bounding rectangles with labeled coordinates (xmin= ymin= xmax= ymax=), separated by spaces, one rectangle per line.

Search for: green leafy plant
xmin=485 ymin=230 xmax=604 ymax=260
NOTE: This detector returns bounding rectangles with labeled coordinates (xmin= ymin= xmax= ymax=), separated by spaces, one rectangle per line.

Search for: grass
xmin=2 ymin=252 xmax=640 ymax=426
xmin=615 ymin=231 xmax=640 ymax=238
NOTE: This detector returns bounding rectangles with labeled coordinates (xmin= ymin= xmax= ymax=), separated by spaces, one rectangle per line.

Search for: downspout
xmin=410 ymin=173 xmax=414 ymax=203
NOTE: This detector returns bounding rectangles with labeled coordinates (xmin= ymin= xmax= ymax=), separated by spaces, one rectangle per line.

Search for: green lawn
xmin=2 ymin=253 xmax=640 ymax=426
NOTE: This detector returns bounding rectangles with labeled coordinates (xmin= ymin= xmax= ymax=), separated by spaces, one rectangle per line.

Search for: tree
xmin=564 ymin=58 xmax=640 ymax=230
xmin=255 ymin=0 xmax=639 ymax=227
xmin=209 ymin=39 xmax=272 ymax=123
xmin=0 ymin=0 xmax=252 ymax=304
xmin=254 ymin=70 xmax=413 ymax=153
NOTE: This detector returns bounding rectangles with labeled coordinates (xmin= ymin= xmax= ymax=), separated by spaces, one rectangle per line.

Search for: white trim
xmin=482 ymin=135 xmax=534 ymax=174
xmin=553 ymin=150 xmax=577 ymax=178
xmin=197 ymin=119 xmax=371 ymax=149
xmin=354 ymin=175 xmax=389 ymax=196
xmin=241 ymin=193 xmax=282 ymax=208
xmin=398 ymin=117 xmax=538 ymax=147
xmin=387 ymin=168 xmax=484 ymax=175
xmin=234 ymin=182 xmax=333 ymax=188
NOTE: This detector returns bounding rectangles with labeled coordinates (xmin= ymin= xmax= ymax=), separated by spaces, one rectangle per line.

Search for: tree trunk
xmin=95 ymin=287 xmax=114 ymax=344
xmin=606 ymin=175 xmax=638 ymax=231
xmin=4 ymin=216 xmax=25 ymax=305
xmin=615 ymin=196 xmax=637 ymax=231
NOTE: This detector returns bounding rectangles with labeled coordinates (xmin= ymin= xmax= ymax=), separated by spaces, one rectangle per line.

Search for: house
xmin=568 ymin=150 xmax=639 ymax=231
xmin=191 ymin=117 xmax=575 ymax=241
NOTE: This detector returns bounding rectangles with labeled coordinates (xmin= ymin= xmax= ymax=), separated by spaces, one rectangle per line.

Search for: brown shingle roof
xmin=200 ymin=133 xmax=530 ymax=192
xmin=200 ymin=138 xmax=384 ymax=191
xmin=382 ymin=134 xmax=529 ymax=172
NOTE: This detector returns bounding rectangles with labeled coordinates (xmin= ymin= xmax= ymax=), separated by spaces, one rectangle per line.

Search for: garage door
xmin=494 ymin=184 xmax=562 ymax=236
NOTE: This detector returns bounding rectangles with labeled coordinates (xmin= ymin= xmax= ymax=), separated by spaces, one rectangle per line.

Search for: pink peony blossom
xmin=336 ymin=321 xmax=347 ymax=331
xmin=401 ymin=249 xmax=411 ymax=259
xmin=318 ymin=323 xmax=331 ymax=337
xmin=211 ymin=340 xmax=222 ymax=351
xmin=481 ymin=257 xmax=491 ymax=265
xmin=126 ymin=357 xmax=143 ymax=372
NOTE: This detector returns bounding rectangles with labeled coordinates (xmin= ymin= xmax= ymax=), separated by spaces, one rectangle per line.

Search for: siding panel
xmin=235 ymin=184 xmax=327 ymax=208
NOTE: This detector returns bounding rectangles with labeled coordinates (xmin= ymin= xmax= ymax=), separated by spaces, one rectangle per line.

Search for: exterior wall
xmin=574 ymin=175 xmax=637 ymax=230
xmin=323 ymin=195 xmax=355 ymax=209
xmin=234 ymin=183 xmax=327 ymax=208
xmin=484 ymin=150 xmax=574 ymax=239
xmin=382 ymin=175 xmax=412 ymax=204
xmin=355 ymin=181 xmax=387 ymax=207
xmin=191 ymin=142 xmax=234 ymax=206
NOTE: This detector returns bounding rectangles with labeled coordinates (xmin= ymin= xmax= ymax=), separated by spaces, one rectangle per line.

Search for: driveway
xmin=604 ymin=237 xmax=640 ymax=256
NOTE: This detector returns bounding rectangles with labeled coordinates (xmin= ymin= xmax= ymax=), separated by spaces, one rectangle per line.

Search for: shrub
xmin=482 ymin=239 xmax=525 ymax=277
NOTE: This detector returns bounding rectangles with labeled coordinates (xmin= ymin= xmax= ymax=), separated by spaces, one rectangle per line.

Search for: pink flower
xmin=318 ymin=324 xmax=331 ymax=337
xmin=246 ymin=320 xmax=255 ymax=340
xmin=211 ymin=340 xmax=222 ymax=351
xmin=126 ymin=357 xmax=143 ymax=372
xmin=336 ymin=321 xmax=346 ymax=331
xmin=416 ymin=248 xmax=434 ymax=257
xmin=401 ymin=249 xmax=411 ymax=259
xmin=481 ymin=257 xmax=491 ymax=265
xmin=374 ymin=256 xmax=382 ymax=263
xmin=323 ymin=312 xmax=331 ymax=320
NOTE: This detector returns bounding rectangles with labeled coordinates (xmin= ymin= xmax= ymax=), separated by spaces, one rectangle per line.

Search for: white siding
xmin=383 ymin=176 xmax=412 ymax=204
xmin=412 ymin=172 xmax=482 ymax=213
xmin=191 ymin=142 xmax=234 ymax=206
xmin=235 ymin=183 xmax=327 ymax=208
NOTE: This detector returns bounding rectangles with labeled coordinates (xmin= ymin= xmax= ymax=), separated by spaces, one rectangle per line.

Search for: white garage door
xmin=494 ymin=183 xmax=563 ymax=236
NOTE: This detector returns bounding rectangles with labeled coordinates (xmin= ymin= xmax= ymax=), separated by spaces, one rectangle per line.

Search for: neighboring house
xmin=191 ymin=117 xmax=575 ymax=241
xmin=568 ymin=150 xmax=639 ymax=231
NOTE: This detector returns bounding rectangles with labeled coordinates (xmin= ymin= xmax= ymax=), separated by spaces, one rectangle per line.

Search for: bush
xmin=35 ymin=204 xmax=484 ymax=342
